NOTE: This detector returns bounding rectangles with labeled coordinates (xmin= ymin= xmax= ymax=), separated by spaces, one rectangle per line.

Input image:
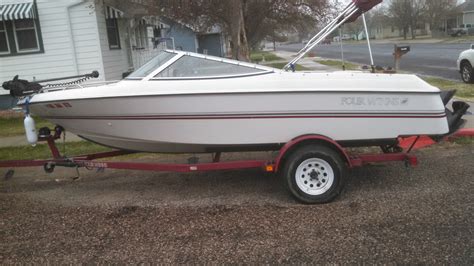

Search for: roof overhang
xmin=105 ymin=6 xmax=124 ymax=19
xmin=0 ymin=1 xmax=36 ymax=21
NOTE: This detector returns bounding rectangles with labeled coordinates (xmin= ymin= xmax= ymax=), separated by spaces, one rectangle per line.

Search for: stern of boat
xmin=438 ymin=90 xmax=470 ymax=138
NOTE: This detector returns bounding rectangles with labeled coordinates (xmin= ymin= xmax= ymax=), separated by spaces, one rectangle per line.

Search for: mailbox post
xmin=393 ymin=45 xmax=410 ymax=72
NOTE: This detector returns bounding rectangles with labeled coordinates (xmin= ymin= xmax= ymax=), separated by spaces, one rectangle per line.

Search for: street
xmin=278 ymin=42 xmax=473 ymax=80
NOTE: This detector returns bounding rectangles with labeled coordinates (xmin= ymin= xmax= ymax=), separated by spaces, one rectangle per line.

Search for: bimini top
xmin=126 ymin=50 xmax=276 ymax=81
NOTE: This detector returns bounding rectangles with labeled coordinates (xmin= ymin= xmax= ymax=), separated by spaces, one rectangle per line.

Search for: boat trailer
xmin=1 ymin=126 xmax=472 ymax=180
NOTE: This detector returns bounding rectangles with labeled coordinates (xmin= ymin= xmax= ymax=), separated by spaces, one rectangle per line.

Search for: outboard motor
xmin=2 ymin=75 xmax=43 ymax=97
xmin=2 ymin=71 xmax=99 ymax=146
xmin=436 ymin=90 xmax=471 ymax=140
xmin=2 ymin=70 xmax=100 ymax=97
xmin=447 ymin=101 xmax=470 ymax=133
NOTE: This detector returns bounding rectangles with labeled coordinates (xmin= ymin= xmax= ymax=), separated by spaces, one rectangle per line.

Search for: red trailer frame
xmin=3 ymin=128 xmax=472 ymax=177
xmin=1 ymin=127 xmax=472 ymax=203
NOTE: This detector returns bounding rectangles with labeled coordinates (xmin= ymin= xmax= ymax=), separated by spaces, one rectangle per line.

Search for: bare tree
xmin=387 ymin=0 xmax=458 ymax=38
xmin=410 ymin=0 xmax=424 ymax=39
xmin=155 ymin=0 xmax=330 ymax=61
xmin=388 ymin=0 xmax=425 ymax=39
xmin=388 ymin=0 xmax=410 ymax=39
xmin=424 ymin=0 xmax=457 ymax=32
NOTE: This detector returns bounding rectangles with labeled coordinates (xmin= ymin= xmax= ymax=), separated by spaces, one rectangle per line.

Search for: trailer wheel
xmin=283 ymin=144 xmax=347 ymax=204
xmin=44 ymin=162 xmax=55 ymax=173
xmin=4 ymin=169 xmax=14 ymax=180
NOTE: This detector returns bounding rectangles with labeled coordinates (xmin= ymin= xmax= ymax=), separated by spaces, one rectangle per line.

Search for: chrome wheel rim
xmin=295 ymin=158 xmax=334 ymax=196
xmin=462 ymin=66 xmax=471 ymax=82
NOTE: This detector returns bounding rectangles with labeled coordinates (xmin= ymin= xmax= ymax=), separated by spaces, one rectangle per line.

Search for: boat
xmin=1 ymin=0 xmax=470 ymax=154
xmin=0 ymin=0 xmax=471 ymax=204
xmin=2 ymin=49 xmax=467 ymax=153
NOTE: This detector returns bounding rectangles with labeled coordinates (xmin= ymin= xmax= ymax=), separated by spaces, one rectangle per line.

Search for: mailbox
xmin=396 ymin=45 xmax=410 ymax=54
xmin=393 ymin=45 xmax=411 ymax=72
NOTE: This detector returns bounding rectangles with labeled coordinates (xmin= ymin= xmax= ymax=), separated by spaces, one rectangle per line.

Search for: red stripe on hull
xmin=43 ymin=114 xmax=447 ymax=120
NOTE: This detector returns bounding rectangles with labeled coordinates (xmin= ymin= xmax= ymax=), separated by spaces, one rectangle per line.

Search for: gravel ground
xmin=0 ymin=144 xmax=473 ymax=264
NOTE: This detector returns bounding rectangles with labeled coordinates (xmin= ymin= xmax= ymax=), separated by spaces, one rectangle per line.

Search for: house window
xmin=13 ymin=19 xmax=40 ymax=52
xmin=133 ymin=21 xmax=148 ymax=49
xmin=0 ymin=2 xmax=44 ymax=57
xmin=134 ymin=26 xmax=143 ymax=48
xmin=106 ymin=18 xmax=121 ymax=49
xmin=140 ymin=24 xmax=147 ymax=48
xmin=0 ymin=21 xmax=10 ymax=54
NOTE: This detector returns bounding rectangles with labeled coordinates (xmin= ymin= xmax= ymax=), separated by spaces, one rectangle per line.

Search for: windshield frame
xmin=125 ymin=51 xmax=179 ymax=81
xmin=126 ymin=50 xmax=275 ymax=81
xmin=151 ymin=53 xmax=273 ymax=80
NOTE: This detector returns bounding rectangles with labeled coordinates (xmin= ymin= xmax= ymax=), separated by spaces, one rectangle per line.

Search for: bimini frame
xmin=284 ymin=0 xmax=382 ymax=71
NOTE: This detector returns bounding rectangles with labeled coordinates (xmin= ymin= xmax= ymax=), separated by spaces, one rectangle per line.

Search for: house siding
xmin=95 ymin=1 xmax=131 ymax=81
xmin=161 ymin=21 xmax=198 ymax=52
xmin=0 ymin=0 xmax=104 ymax=100
xmin=70 ymin=2 xmax=104 ymax=77
xmin=198 ymin=33 xmax=223 ymax=57
xmin=464 ymin=11 xmax=474 ymax=25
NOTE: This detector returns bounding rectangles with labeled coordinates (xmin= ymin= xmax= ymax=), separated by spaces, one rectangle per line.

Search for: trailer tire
xmin=282 ymin=144 xmax=347 ymax=204
xmin=44 ymin=162 xmax=55 ymax=173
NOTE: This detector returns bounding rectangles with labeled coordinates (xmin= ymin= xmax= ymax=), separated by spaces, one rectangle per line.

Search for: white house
xmin=456 ymin=0 xmax=474 ymax=27
xmin=0 ymin=0 xmax=165 ymax=109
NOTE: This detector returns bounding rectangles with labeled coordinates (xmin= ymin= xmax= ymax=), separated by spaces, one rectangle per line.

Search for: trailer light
xmin=265 ymin=164 xmax=274 ymax=172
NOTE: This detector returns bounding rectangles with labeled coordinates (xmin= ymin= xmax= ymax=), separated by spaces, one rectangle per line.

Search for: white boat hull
xmin=28 ymin=82 xmax=449 ymax=152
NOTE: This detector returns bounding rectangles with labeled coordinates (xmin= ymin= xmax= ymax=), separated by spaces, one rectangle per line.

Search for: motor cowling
xmin=429 ymin=90 xmax=471 ymax=142
xmin=2 ymin=75 xmax=42 ymax=97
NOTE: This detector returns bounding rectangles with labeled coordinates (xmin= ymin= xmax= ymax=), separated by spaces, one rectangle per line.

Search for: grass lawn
xmin=0 ymin=141 xmax=112 ymax=161
xmin=316 ymin=59 xmax=360 ymax=71
xmin=250 ymin=51 xmax=283 ymax=63
xmin=421 ymin=77 xmax=474 ymax=101
xmin=265 ymin=62 xmax=309 ymax=71
xmin=0 ymin=116 xmax=55 ymax=138
xmin=451 ymin=136 xmax=474 ymax=145
xmin=0 ymin=141 xmax=209 ymax=163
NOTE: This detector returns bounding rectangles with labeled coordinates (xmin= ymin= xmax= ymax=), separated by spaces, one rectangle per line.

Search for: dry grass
xmin=316 ymin=59 xmax=361 ymax=70
xmin=250 ymin=51 xmax=284 ymax=63
xmin=0 ymin=141 xmax=111 ymax=161
xmin=265 ymin=62 xmax=309 ymax=71
xmin=421 ymin=76 xmax=474 ymax=101
xmin=0 ymin=116 xmax=55 ymax=138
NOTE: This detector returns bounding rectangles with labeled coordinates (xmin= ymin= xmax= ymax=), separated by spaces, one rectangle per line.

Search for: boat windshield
xmin=154 ymin=55 xmax=268 ymax=79
xmin=126 ymin=51 xmax=176 ymax=79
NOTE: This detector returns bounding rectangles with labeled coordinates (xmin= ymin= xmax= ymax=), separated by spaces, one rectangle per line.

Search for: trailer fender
xmin=274 ymin=135 xmax=352 ymax=172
